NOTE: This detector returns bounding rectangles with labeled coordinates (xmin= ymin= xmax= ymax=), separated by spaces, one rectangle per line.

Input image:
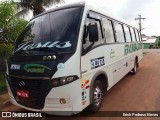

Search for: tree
xmin=9 ymin=18 xmax=28 ymax=41
xmin=16 ymin=0 xmax=64 ymax=17
xmin=0 ymin=1 xmax=28 ymax=42
xmin=0 ymin=1 xmax=28 ymax=71
xmin=0 ymin=1 xmax=15 ymax=41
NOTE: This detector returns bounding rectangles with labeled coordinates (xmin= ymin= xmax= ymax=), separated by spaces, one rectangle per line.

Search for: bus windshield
xmin=14 ymin=6 xmax=83 ymax=54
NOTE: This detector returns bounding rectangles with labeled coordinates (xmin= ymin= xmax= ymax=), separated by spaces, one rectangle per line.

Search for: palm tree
xmin=16 ymin=0 xmax=64 ymax=17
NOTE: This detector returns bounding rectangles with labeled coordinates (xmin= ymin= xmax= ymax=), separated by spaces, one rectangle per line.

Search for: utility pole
xmin=135 ymin=15 xmax=146 ymax=35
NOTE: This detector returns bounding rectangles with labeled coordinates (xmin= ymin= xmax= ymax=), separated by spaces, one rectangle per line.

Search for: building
xmin=143 ymin=37 xmax=159 ymax=49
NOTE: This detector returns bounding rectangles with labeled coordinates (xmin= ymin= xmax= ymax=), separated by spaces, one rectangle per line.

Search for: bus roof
xmin=31 ymin=2 xmax=85 ymax=21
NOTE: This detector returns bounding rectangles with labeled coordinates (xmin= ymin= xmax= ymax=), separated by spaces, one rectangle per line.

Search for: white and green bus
xmin=6 ymin=2 xmax=143 ymax=115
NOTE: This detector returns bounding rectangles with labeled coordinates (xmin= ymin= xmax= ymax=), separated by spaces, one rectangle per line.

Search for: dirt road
xmin=1 ymin=49 xmax=160 ymax=120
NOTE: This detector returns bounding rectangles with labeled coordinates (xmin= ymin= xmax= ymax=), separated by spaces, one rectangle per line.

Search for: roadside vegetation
xmin=0 ymin=1 xmax=28 ymax=63
xmin=0 ymin=1 xmax=28 ymax=42
xmin=0 ymin=1 xmax=28 ymax=95
xmin=16 ymin=0 xmax=63 ymax=17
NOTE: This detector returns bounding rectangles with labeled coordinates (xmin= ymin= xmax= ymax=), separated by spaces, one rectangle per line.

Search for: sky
xmin=3 ymin=0 xmax=160 ymax=36
xmin=64 ymin=0 xmax=160 ymax=36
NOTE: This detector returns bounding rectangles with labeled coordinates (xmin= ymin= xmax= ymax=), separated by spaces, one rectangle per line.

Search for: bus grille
xmin=8 ymin=76 xmax=51 ymax=109
xmin=10 ymin=77 xmax=42 ymax=91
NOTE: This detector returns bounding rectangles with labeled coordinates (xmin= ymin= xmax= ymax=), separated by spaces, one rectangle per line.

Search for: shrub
xmin=0 ymin=43 xmax=14 ymax=60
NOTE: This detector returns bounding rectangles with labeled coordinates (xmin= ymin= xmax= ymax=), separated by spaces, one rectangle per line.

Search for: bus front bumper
xmin=7 ymin=80 xmax=82 ymax=115
xmin=9 ymin=95 xmax=74 ymax=115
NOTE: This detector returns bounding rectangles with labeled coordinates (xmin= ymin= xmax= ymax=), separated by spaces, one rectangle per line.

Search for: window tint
xmin=114 ymin=22 xmax=125 ymax=43
xmin=102 ymin=18 xmax=115 ymax=43
xmin=49 ymin=7 xmax=83 ymax=52
xmin=15 ymin=7 xmax=83 ymax=53
xmin=28 ymin=14 xmax=50 ymax=44
xmin=130 ymin=28 xmax=136 ymax=42
xmin=82 ymin=13 xmax=105 ymax=51
xmin=123 ymin=26 xmax=131 ymax=42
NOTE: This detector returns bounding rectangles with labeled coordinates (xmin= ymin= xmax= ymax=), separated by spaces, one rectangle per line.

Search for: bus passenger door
xmin=80 ymin=11 xmax=106 ymax=108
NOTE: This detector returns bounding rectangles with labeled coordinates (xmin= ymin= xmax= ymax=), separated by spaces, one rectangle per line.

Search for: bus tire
xmin=88 ymin=80 xmax=103 ymax=112
xmin=131 ymin=59 xmax=138 ymax=75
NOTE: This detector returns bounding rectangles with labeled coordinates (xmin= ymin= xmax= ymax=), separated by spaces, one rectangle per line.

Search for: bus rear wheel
xmin=131 ymin=59 xmax=138 ymax=75
xmin=89 ymin=80 xmax=103 ymax=112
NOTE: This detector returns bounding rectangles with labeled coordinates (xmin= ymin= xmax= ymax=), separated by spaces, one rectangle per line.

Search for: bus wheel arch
xmin=88 ymin=71 xmax=108 ymax=111
xmin=135 ymin=56 xmax=139 ymax=68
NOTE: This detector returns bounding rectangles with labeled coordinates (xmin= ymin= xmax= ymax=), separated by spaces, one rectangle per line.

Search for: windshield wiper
xmin=28 ymin=47 xmax=58 ymax=54
xmin=14 ymin=47 xmax=74 ymax=55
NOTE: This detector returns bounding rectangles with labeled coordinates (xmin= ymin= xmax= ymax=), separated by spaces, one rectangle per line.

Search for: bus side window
xmin=135 ymin=29 xmax=140 ymax=41
xmin=82 ymin=16 xmax=105 ymax=53
xmin=114 ymin=22 xmax=125 ymax=43
xmin=134 ymin=29 xmax=139 ymax=41
xmin=137 ymin=30 xmax=142 ymax=41
xmin=124 ymin=26 xmax=132 ymax=42
xmin=102 ymin=18 xmax=115 ymax=44
xmin=130 ymin=28 xmax=137 ymax=42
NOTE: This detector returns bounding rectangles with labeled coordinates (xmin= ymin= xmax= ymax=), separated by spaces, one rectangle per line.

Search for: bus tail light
xmin=51 ymin=76 xmax=79 ymax=87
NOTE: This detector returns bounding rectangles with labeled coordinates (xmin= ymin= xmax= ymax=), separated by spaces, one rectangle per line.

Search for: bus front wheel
xmin=89 ymin=80 xmax=103 ymax=112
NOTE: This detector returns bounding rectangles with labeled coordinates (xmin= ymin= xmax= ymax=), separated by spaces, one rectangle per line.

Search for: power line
xmin=135 ymin=15 xmax=146 ymax=34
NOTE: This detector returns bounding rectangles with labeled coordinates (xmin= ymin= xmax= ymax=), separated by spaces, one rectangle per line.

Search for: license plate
xmin=17 ymin=90 xmax=29 ymax=98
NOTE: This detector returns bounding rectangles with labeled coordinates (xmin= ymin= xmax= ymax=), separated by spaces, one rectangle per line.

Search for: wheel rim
xmin=93 ymin=85 xmax=103 ymax=106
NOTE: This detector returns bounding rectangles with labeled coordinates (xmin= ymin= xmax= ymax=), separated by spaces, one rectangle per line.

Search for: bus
xmin=6 ymin=2 xmax=143 ymax=115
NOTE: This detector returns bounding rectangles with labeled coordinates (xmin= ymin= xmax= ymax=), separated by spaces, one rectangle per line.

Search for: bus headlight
xmin=51 ymin=76 xmax=79 ymax=87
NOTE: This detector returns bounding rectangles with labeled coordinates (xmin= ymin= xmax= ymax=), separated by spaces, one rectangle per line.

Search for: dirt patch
xmin=0 ymin=92 xmax=9 ymax=104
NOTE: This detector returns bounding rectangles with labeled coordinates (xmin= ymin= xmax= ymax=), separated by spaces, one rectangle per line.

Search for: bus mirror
xmin=88 ymin=23 xmax=98 ymax=42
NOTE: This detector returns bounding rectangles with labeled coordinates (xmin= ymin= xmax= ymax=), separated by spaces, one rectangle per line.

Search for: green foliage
xmin=0 ymin=1 xmax=15 ymax=27
xmin=9 ymin=18 xmax=28 ymax=41
xmin=0 ymin=1 xmax=15 ymax=41
xmin=0 ymin=43 xmax=14 ymax=60
xmin=17 ymin=0 xmax=63 ymax=17
xmin=0 ymin=1 xmax=28 ymax=42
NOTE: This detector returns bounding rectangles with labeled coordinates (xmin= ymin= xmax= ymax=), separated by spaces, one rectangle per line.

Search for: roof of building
xmin=143 ymin=38 xmax=157 ymax=43
xmin=142 ymin=37 xmax=148 ymax=41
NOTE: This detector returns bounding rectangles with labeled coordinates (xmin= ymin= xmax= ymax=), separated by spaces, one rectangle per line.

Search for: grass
xmin=0 ymin=72 xmax=7 ymax=95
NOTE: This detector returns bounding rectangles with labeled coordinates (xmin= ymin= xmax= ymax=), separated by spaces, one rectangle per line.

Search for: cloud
xmin=117 ymin=0 xmax=153 ymax=20
xmin=16 ymin=0 xmax=160 ymax=35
